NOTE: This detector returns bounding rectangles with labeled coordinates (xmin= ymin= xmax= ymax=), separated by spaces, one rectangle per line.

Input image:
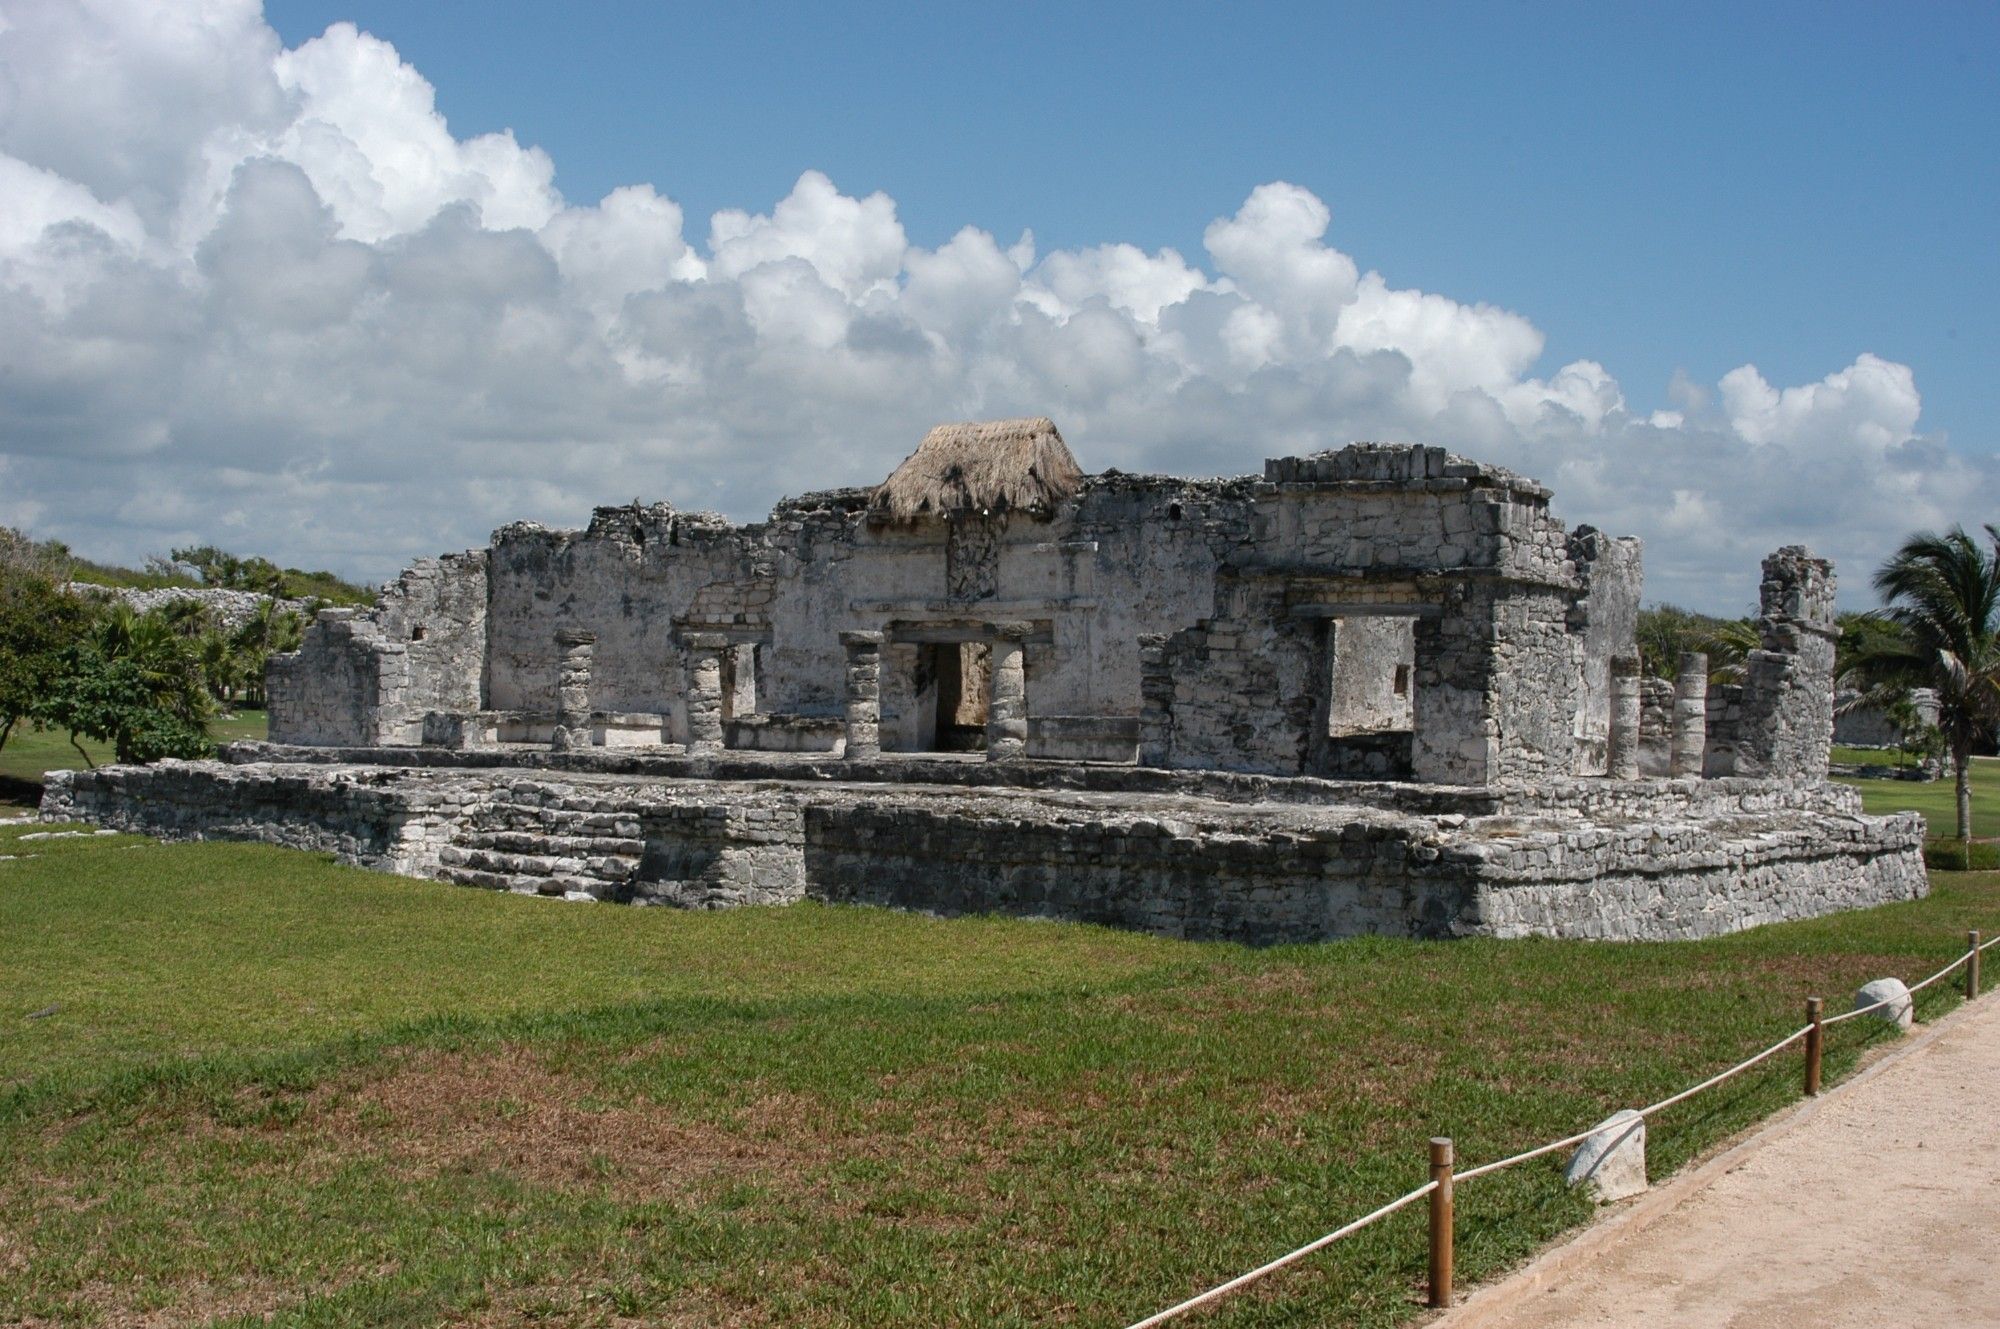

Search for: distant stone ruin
xmin=46 ymin=424 xmax=1924 ymax=941
xmin=72 ymin=583 xmax=310 ymax=631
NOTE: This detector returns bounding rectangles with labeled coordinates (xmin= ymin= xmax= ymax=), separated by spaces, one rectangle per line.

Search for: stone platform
xmin=39 ymin=744 xmax=1927 ymax=944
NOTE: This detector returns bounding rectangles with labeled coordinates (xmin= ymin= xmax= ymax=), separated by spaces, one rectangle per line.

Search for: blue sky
xmin=1 ymin=0 xmax=1994 ymax=611
xmin=262 ymin=0 xmax=2000 ymax=447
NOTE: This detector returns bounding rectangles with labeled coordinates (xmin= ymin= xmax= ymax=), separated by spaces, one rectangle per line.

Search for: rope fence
xmin=1121 ymin=925 xmax=1990 ymax=1328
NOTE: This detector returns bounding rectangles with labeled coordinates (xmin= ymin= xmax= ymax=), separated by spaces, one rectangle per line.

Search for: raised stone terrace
xmin=44 ymin=741 xmax=1924 ymax=944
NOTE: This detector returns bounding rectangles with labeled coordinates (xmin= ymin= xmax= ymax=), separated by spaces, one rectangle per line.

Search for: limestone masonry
xmin=45 ymin=424 xmax=1925 ymax=941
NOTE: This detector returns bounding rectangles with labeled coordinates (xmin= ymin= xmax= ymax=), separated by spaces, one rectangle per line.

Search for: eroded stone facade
xmin=45 ymin=433 xmax=1928 ymax=942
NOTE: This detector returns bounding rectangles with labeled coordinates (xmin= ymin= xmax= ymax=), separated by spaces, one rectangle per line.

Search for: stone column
xmin=839 ymin=630 xmax=884 ymax=761
xmin=1671 ymin=651 xmax=1709 ymax=778
xmin=1607 ymin=654 xmax=1641 ymax=780
xmin=682 ymin=632 xmax=728 ymax=756
xmin=1137 ymin=633 xmax=1173 ymax=768
xmin=985 ymin=622 xmax=1032 ymax=763
xmin=550 ymin=628 xmax=596 ymax=753
xmin=727 ymin=643 xmax=759 ymax=719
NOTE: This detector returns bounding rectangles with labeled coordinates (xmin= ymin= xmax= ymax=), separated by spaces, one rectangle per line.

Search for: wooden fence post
xmin=1804 ymin=997 xmax=1824 ymax=1097
xmin=1428 ymin=1137 xmax=1454 ymax=1309
xmin=1970 ymin=932 xmax=1982 ymax=1001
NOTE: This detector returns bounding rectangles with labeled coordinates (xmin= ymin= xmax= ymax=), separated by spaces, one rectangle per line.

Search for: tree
xmin=37 ymin=603 xmax=215 ymax=765
xmin=230 ymin=596 xmax=308 ymax=707
xmin=40 ymin=645 xmax=211 ymax=765
xmin=1844 ymin=525 xmax=2000 ymax=848
xmin=1636 ymin=604 xmax=1757 ymax=682
xmin=0 ymin=558 xmax=93 ymax=754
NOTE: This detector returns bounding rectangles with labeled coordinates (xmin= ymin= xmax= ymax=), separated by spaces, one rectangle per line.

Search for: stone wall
xmin=804 ymin=798 xmax=1475 ymax=944
xmin=1834 ymin=688 xmax=1939 ymax=749
xmin=1466 ymin=814 xmax=1930 ymax=940
xmin=266 ymin=613 xmax=404 ymax=747
xmin=1137 ymin=447 xmax=1623 ymax=784
xmin=1566 ymin=528 xmax=1644 ymax=775
xmin=42 ymin=756 xmax=1927 ymax=945
xmin=1327 ymin=615 xmax=1415 ymax=735
xmin=74 ymin=584 xmax=315 ymax=629
xmin=1638 ymin=676 xmax=1675 ymax=776
xmin=267 ymin=552 xmax=487 ymax=746
xmin=266 ymin=440 xmax=1649 ymax=787
xmin=1709 ymin=547 xmax=1837 ymax=779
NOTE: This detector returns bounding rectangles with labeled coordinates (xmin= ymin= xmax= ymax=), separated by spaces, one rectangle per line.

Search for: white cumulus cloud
xmin=0 ymin=0 xmax=1991 ymax=612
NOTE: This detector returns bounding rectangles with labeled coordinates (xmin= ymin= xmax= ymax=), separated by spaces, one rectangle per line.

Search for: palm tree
xmin=95 ymin=605 xmax=212 ymax=728
xmin=1844 ymin=525 xmax=2000 ymax=848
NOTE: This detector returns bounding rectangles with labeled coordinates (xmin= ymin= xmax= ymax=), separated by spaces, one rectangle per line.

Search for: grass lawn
xmin=2 ymin=814 xmax=1993 ymax=1327
xmin=0 ymin=706 xmax=267 ymax=810
xmin=1833 ymin=749 xmax=2000 ymax=845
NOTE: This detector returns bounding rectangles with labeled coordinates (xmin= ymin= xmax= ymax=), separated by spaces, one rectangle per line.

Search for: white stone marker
xmin=1854 ymin=977 xmax=1914 ymax=1031
xmin=1565 ymin=1108 xmax=1647 ymax=1202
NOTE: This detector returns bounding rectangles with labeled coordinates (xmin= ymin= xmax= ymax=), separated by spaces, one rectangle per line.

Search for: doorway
xmin=1309 ymin=613 xmax=1418 ymax=779
xmin=927 ymin=641 xmax=991 ymax=751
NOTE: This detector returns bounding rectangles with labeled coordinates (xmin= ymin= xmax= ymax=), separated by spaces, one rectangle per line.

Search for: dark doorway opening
xmin=927 ymin=641 xmax=991 ymax=751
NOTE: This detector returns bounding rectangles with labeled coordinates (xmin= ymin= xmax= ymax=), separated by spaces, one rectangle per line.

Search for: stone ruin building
xmin=44 ymin=421 xmax=1925 ymax=942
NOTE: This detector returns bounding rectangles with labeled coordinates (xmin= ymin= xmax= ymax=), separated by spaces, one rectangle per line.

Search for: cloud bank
xmin=1 ymin=0 xmax=1990 ymax=610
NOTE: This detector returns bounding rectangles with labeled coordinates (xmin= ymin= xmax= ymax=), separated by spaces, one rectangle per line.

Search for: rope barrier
xmin=1822 ymin=991 xmax=1904 ymax=1026
xmin=1905 ymin=951 xmax=1972 ymax=996
xmin=1820 ymin=946 xmax=1971 ymax=1025
xmin=1457 ymin=1123 xmax=1614 ymax=1183
xmin=1637 ymin=1024 xmax=1812 ymax=1118
xmin=1119 ymin=925 xmax=1996 ymax=1328
xmin=1121 ymin=1181 xmax=1437 ymax=1329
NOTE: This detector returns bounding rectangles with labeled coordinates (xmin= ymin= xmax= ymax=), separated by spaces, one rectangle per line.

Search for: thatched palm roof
xmin=871 ymin=417 xmax=1084 ymax=522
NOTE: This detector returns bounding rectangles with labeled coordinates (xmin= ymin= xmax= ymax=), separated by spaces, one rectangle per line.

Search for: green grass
xmin=0 ymin=706 xmax=268 ymax=809
xmin=1831 ymin=743 xmax=1920 ymax=769
xmin=1834 ymin=751 xmax=2000 ymax=841
xmin=1 ymin=819 xmax=1992 ymax=1328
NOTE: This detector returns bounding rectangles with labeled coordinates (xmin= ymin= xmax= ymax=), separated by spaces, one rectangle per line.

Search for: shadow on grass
xmin=0 ymin=773 xmax=43 ymax=811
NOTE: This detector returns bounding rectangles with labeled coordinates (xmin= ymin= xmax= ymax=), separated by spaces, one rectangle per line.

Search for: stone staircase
xmin=434 ymin=795 xmax=645 ymax=900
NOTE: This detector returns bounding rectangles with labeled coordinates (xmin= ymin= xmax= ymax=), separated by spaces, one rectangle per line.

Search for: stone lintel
xmin=885 ymin=620 xmax=1055 ymax=645
xmin=1288 ymin=601 xmax=1444 ymax=620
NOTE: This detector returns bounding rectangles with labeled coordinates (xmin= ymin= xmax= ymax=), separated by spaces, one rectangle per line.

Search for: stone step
xmin=437 ymin=844 xmax=637 ymax=881
xmin=464 ymin=804 xmax=643 ymax=837
xmin=436 ymin=866 xmax=621 ymax=901
xmin=451 ymin=830 xmax=644 ymax=857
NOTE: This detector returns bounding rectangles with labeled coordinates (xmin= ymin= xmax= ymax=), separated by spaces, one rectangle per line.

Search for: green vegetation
xmin=0 ymin=816 xmax=1990 ymax=1327
xmin=1838 ymin=523 xmax=2000 ymax=846
xmin=1838 ymin=754 xmax=2000 ymax=828
xmin=2 ymin=524 xmax=315 ymax=782
xmin=1 ymin=528 xmax=374 ymax=606
xmin=0 ymin=705 xmax=265 ymax=810
xmin=1837 ymin=752 xmax=2000 ymax=874
xmin=1635 ymin=603 xmax=1755 ymax=682
xmin=165 ymin=543 xmax=375 ymax=607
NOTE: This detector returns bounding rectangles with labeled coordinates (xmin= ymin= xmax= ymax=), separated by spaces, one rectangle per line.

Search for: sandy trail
xmin=1441 ymin=992 xmax=2000 ymax=1329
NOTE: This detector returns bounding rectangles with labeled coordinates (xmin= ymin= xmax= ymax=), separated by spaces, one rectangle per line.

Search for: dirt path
xmin=1440 ymin=993 xmax=2000 ymax=1329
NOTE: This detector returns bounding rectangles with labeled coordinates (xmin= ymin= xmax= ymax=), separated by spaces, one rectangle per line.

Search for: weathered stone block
xmin=1854 ymin=977 xmax=1914 ymax=1031
xmin=1565 ymin=1109 xmax=1647 ymax=1202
